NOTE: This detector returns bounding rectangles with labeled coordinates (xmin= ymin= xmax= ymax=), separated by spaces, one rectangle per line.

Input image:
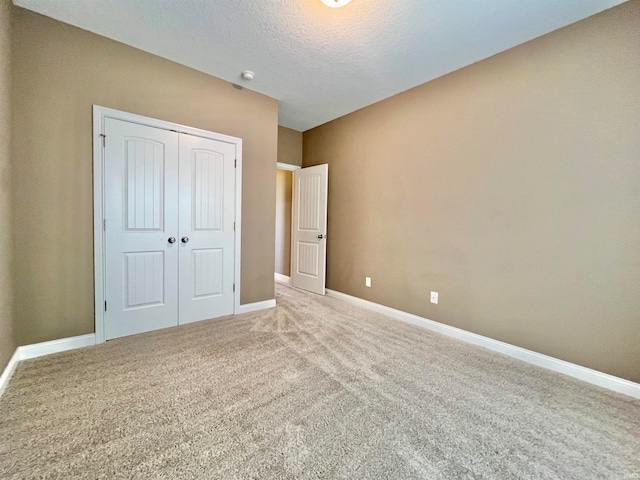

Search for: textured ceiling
xmin=14 ymin=0 xmax=626 ymax=131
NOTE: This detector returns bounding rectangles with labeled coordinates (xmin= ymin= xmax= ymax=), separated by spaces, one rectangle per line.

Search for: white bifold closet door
xmin=104 ymin=118 xmax=235 ymax=340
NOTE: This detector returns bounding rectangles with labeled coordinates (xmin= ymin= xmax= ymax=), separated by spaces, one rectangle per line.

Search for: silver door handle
xmin=168 ymin=237 xmax=176 ymax=244
xmin=181 ymin=237 xmax=190 ymax=243
xmin=317 ymin=234 xmax=326 ymax=239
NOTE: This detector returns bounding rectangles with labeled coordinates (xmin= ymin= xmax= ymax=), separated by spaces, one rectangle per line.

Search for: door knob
xmin=317 ymin=234 xmax=326 ymax=239
xmin=181 ymin=236 xmax=190 ymax=244
xmin=168 ymin=237 xmax=176 ymax=244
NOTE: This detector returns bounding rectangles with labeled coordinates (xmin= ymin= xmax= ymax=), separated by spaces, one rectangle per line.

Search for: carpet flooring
xmin=1 ymin=282 xmax=639 ymax=479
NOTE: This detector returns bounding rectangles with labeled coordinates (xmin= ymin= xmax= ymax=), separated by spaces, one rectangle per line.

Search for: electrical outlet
xmin=430 ymin=291 xmax=438 ymax=304
xmin=365 ymin=277 xmax=372 ymax=288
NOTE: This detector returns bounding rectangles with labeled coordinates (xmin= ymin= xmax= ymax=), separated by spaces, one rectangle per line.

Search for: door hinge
xmin=103 ymin=219 xmax=106 ymax=231
xmin=233 ymin=283 xmax=235 ymax=292
xmin=104 ymin=301 xmax=107 ymax=312
xmin=99 ymin=133 xmax=106 ymax=147
xmin=234 ymin=159 xmax=237 ymax=168
xmin=233 ymin=221 xmax=236 ymax=231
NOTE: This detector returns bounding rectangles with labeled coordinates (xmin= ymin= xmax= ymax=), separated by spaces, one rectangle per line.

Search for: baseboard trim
xmin=274 ymin=273 xmax=291 ymax=283
xmin=236 ymin=299 xmax=276 ymax=315
xmin=0 ymin=333 xmax=97 ymax=399
xmin=19 ymin=334 xmax=96 ymax=361
xmin=326 ymin=289 xmax=640 ymax=399
xmin=4 ymin=295 xmax=637 ymax=400
xmin=0 ymin=349 xmax=21 ymax=398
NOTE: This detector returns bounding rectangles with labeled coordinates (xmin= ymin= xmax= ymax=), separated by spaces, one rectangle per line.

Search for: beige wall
xmin=0 ymin=0 xmax=15 ymax=371
xmin=303 ymin=2 xmax=640 ymax=382
xmin=12 ymin=7 xmax=278 ymax=345
xmin=277 ymin=126 xmax=303 ymax=167
xmin=275 ymin=170 xmax=293 ymax=276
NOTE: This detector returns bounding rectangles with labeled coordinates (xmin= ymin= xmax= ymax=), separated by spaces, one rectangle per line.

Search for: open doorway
xmin=275 ymin=161 xmax=329 ymax=295
xmin=275 ymin=163 xmax=300 ymax=282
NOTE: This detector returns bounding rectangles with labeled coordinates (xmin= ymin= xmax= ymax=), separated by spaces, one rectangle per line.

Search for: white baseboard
xmin=274 ymin=273 xmax=291 ymax=283
xmin=4 ymin=294 xmax=638 ymax=400
xmin=236 ymin=299 xmax=276 ymax=315
xmin=19 ymin=334 xmax=96 ymax=361
xmin=0 ymin=333 xmax=97 ymax=399
xmin=0 ymin=349 xmax=20 ymax=398
xmin=326 ymin=289 xmax=640 ymax=399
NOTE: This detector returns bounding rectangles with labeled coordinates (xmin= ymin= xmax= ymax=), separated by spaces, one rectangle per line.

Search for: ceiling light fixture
xmin=241 ymin=70 xmax=255 ymax=81
xmin=321 ymin=0 xmax=352 ymax=8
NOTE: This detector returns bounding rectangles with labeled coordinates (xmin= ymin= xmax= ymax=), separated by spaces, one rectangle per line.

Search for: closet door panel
xmin=178 ymin=134 xmax=236 ymax=324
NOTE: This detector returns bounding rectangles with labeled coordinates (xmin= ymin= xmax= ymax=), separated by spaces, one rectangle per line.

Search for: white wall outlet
xmin=365 ymin=277 xmax=372 ymax=288
xmin=430 ymin=291 xmax=438 ymax=304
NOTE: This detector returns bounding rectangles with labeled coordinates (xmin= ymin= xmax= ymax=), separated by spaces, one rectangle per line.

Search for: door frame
xmin=92 ymin=105 xmax=243 ymax=344
xmin=276 ymin=162 xmax=301 ymax=172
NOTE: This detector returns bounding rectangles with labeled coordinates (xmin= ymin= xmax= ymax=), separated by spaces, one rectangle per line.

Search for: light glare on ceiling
xmin=321 ymin=0 xmax=352 ymax=8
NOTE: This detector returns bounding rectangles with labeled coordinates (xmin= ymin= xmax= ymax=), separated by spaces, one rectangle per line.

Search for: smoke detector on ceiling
xmin=321 ymin=0 xmax=352 ymax=8
xmin=241 ymin=70 xmax=255 ymax=81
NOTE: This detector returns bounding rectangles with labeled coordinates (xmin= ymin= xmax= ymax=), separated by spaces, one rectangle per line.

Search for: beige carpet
xmin=1 ymin=282 xmax=639 ymax=479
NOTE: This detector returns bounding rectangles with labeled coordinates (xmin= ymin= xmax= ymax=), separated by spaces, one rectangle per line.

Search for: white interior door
xmin=104 ymin=119 xmax=179 ymax=340
xmin=291 ymin=164 xmax=328 ymax=295
xmin=178 ymin=134 xmax=236 ymax=324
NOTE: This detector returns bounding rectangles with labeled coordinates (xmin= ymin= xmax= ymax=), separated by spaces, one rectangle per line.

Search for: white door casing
xmin=94 ymin=106 xmax=243 ymax=343
xmin=104 ymin=119 xmax=180 ymax=339
xmin=179 ymin=134 xmax=236 ymax=324
xmin=291 ymin=164 xmax=328 ymax=295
